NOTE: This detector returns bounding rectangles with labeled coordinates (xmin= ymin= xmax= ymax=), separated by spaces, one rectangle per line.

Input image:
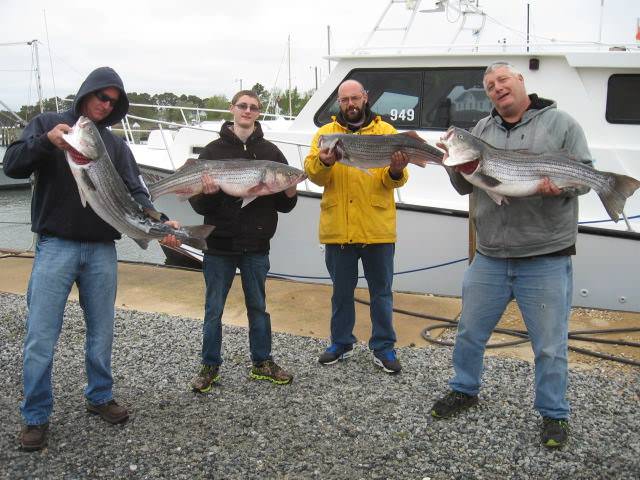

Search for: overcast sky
xmin=1 ymin=0 xmax=638 ymax=110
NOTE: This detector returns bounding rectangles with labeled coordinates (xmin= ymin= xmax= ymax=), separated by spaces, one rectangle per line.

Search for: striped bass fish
xmin=318 ymin=131 xmax=444 ymax=171
xmin=63 ymin=116 xmax=215 ymax=250
xmin=441 ymin=126 xmax=640 ymax=222
xmin=148 ymin=159 xmax=307 ymax=207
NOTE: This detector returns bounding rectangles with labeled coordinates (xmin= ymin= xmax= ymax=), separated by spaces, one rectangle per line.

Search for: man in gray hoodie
xmin=430 ymin=61 xmax=593 ymax=449
xmin=4 ymin=67 xmax=179 ymax=451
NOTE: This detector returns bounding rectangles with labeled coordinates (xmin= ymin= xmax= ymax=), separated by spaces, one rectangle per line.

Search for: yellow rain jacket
xmin=304 ymin=116 xmax=408 ymax=245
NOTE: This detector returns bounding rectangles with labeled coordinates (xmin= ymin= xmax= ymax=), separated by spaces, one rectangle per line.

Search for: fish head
xmin=318 ymin=134 xmax=345 ymax=162
xmin=62 ymin=116 xmax=101 ymax=165
xmin=263 ymin=164 xmax=308 ymax=192
xmin=441 ymin=127 xmax=483 ymax=170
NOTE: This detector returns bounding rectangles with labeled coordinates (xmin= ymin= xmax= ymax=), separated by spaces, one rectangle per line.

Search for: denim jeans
xmin=324 ymin=243 xmax=397 ymax=354
xmin=449 ymin=252 xmax=572 ymax=419
xmin=21 ymin=235 xmax=117 ymax=425
xmin=201 ymin=253 xmax=272 ymax=365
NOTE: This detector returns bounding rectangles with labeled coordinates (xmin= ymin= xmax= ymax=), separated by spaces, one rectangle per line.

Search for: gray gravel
xmin=1 ymin=291 xmax=638 ymax=479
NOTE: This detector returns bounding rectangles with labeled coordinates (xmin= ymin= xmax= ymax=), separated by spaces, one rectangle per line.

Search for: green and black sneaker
xmin=431 ymin=390 xmax=479 ymax=418
xmin=191 ymin=364 xmax=220 ymax=393
xmin=250 ymin=359 xmax=293 ymax=385
xmin=541 ymin=417 xmax=569 ymax=448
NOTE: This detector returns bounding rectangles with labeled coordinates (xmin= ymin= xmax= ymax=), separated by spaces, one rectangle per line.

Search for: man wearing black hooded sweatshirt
xmin=3 ymin=67 xmax=179 ymax=451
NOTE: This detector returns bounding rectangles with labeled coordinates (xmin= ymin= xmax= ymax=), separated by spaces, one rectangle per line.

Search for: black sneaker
xmin=318 ymin=343 xmax=353 ymax=365
xmin=191 ymin=364 xmax=220 ymax=393
xmin=373 ymin=350 xmax=402 ymax=374
xmin=431 ymin=390 xmax=479 ymax=418
xmin=541 ymin=417 xmax=569 ymax=448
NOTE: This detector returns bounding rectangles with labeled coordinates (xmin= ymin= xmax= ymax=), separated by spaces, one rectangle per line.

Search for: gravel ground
xmin=1 ymin=292 xmax=639 ymax=479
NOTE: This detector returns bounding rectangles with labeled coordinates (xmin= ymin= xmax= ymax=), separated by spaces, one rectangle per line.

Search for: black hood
xmin=335 ymin=103 xmax=375 ymax=132
xmin=218 ymin=120 xmax=265 ymax=144
xmin=72 ymin=66 xmax=129 ymax=127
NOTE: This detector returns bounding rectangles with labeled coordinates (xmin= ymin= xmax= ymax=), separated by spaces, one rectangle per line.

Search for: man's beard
xmin=343 ymin=105 xmax=364 ymax=123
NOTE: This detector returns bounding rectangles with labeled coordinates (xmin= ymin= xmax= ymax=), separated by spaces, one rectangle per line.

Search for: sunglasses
xmin=234 ymin=103 xmax=260 ymax=112
xmin=94 ymin=91 xmax=118 ymax=107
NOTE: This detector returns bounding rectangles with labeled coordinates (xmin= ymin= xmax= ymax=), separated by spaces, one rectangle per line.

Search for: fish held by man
xmin=148 ymin=159 xmax=307 ymax=207
xmin=62 ymin=116 xmax=215 ymax=249
xmin=319 ymin=131 xmax=444 ymax=172
xmin=440 ymin=126 xmax=640 ymax=222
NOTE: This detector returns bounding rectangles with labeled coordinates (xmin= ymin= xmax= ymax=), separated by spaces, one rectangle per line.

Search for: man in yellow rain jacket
xmin=304 ymin=79 xmax=409 ymax=374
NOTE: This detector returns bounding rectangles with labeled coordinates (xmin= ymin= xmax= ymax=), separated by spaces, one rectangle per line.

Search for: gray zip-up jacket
xmin=448 ymin=98 xmax=593 ymax=258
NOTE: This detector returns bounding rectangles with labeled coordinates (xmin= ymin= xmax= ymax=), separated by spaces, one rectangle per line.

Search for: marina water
xmin=0 ymin=146 xmax=166 ymax=264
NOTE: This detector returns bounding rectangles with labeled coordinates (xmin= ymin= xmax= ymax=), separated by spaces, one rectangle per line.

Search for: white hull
xmin=148 ymin=175 xmax=640 ymax=312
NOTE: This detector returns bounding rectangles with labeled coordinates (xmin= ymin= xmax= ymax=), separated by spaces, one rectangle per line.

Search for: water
xmin=0 ymin=187 xmax=166 ymax=264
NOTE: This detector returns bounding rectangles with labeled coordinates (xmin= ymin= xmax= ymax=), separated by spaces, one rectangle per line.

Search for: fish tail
xmin=597 ymin=173 xmax=640 ymax=222
xmin=181 ymin=224 xmax=216 ymax=249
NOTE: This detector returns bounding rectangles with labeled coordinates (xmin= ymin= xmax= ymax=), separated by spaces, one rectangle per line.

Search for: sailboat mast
xmin=29 ymin=40 xmax=44 ymax=113
xmin=288 ymin=35 xmax=292 ymax=118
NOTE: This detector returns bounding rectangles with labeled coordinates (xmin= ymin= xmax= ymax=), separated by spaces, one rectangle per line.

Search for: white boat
xmin=127 ymin=0 xmax=640 ymax=312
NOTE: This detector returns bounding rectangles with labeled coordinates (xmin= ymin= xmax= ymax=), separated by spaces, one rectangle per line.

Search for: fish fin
xmin=132 ymin=237 xmax=150 ymax=250
xmin=80 ymin=169 xmax=97 ymax=192
xmin=176 ymin=158 xmax=199 ymax=172
xmin=142 ymin=207 xmax=164 ymax=221
xmin=241 ymin=196 xmax=257 ymax=208
xmin=399 ymin=131 xmax=425 ymax=142
xmin=181 ymin=224 xmax=216 ymax=250
xmin=75 ymin=184 xmax=88 ymax=207
xmin=484 ymin=189 xmax=506 ymax=205
xmin=597 ymin=172 xmax=640 ymax=222
xmin=478 ymin=173 xmax=502 ymax=188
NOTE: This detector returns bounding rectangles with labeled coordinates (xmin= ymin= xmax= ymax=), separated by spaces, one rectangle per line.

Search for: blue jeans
xmin=449 ymin=252 xmax=572 ymax=419
xmin=201 ymin=253 xmax=272 ymax=365
xmin=325 ymin=243 xmax=397 ymax=353
xmin=21 ymin=235 xmax=117 ymax=425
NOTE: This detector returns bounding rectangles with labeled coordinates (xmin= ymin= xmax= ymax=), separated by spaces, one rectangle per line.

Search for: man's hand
xmin=319 ymin=147 xmax=337 ymax=167
xmin=201 ymin=173 xmax=218 ymax=194
xmin=160 ymin=220 xmax=182 ymax=247
xmin=47 ymin=124 xmax=73 ymax=151
xmin=537 ymin=177 xmax=562 ymax=196
xmin=389 ymin=150 xmax=409 ymax=178
xmin=284 ymin=185 xmax=297 ymax=197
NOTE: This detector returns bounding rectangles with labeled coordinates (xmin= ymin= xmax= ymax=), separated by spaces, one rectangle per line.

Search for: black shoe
xmin=19 ymin=423 xmax=49 ymax=451
xmin=431 ymin=390 xmax=479 ymax=418
xmin=318 ymin=343 xmax=353 ymax=365
xmin=373 ymin=350 xmax=402 ymax=374
xmin=541 ymin=417 xmax=569 ymax=448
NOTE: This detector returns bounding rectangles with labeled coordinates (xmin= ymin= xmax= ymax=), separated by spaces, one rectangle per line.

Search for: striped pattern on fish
xmin=63 ymin=117 xmax=214 ymax=250
xmin=148 ymin=158 xmax=307 ymax=207
xmin=442 ymin=126 xmax=640 ymax=222
xmin=319 ymin=131 xmax=444 ymax=171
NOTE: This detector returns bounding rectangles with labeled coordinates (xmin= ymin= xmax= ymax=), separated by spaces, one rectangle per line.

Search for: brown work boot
xmin=19 ymin=423 xmax=49 ymax=451
xmin=191 ymin=364 xmax=220 ymax=393
xmin=250 ymin=359 xmax=293 ymax=385
xmin=86 ymin=399 xmax=129 ymax=424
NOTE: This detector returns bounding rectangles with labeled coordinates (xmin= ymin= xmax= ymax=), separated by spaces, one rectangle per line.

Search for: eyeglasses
xmin=94 ymin=91 xmax=118 ymax=107
xmin=337 ymin=94 xmax=364 ymax=105
xmin=234 ymin=103 xmax=260 ymax=112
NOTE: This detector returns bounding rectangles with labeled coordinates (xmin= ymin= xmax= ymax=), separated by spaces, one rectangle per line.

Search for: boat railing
xmin=350 ymin=42 xmax=640 ymax=55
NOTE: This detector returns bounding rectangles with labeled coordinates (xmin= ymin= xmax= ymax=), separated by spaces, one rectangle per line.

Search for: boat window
xmin=421 ymin=69 xmax=489 ymax=130
xmin=313 ymin=68 xmax=490 ymax=130
xmin=606 ymin=74 xmax=640 ymax=124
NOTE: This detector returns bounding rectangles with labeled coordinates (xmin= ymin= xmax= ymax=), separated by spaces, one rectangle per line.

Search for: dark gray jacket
xmin=2 ymin=67 xmax=154 ymax=242
xmin=448 ymin=98 xmax=593 ymax=258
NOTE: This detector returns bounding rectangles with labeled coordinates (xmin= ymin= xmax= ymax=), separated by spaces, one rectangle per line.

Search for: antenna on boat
xmin=356 ymin=0 xmax=426 ymax=53
xmin=43 ymin=9 xmax=59 ymax=112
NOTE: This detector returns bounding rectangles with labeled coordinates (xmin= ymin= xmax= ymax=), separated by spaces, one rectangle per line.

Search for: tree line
xmin=0 ymin=83 xmax=314 ymax=129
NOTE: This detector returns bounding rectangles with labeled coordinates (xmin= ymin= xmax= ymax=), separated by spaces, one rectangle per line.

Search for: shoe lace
xmin=444 ymin=391 xmax=470 ymax=405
